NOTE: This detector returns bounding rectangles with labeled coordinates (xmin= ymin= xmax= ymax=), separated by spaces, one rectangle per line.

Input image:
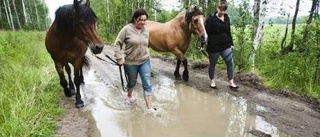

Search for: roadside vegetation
xmin=0 ymin=0 xmax=319 ymax=136
xmin=0 ymin=31 xmax=62 ymax=136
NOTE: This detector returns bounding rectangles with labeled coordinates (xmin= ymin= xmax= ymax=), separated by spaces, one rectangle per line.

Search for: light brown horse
xmin=45 ymin=0 xmax=104 ymax=108
xmin=145 ymin=6 xmax=207 ymax=82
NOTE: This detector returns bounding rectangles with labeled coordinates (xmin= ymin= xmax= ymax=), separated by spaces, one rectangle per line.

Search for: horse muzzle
xmin=199 ymin=35 xmax=208 ymax=44
xmin=89 ymin=43 xmax=104 ymax=54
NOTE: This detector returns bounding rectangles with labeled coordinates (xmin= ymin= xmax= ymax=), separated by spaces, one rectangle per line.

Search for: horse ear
xmin=189 ymin=5 xmax=195 ymax=12
xmin=74 ymin=0 xmax=79 ymax=10
xmin=198 ymin=7 xmax=203 ymax=12
xmin=194 ymin=6 xmax=198 ymax=10
xmin=85 ymin=0 xmax=90 ymax=6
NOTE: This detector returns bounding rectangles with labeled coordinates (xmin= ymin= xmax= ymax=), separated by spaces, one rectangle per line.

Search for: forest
xmin=0 ymin=0 xmax=319 ymax=136
xmin=0 ymin=0 xmax=319 ymax=98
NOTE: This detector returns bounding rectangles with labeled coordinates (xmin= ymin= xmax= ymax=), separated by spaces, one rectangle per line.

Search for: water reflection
xmin=81 ymin=69 xmax=290 ymax=137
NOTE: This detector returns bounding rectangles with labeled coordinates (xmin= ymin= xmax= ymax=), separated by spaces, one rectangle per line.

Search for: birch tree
xmin=12 ymin=0 xmax=22 ymax=29
xmin=249 ymin=0 xmax=267 ymax=70
xmin=3 ymin=0 xmax=11 ymax=29
xmin=33 ymin=0 xmax=40 ymax=29
xmin=302 ymin=0 xmax=318 ymax=40
xmin=22 ymin=0 xmax=28 ymax=24
xmin=281 ymin=0 xmax=300 ymax=54
xmin=252 ymin=0 xmax=260 ymax=37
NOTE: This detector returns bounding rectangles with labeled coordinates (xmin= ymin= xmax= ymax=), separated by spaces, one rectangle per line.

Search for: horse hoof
xmin=175 ymin=76 xmax=182 ymax=80
xmin=64 ymin=89 xmax=73 ymax=97
xmin=183 ymin=77 xmax=189 ymax=82
xmin=71 ymin=89 xmax=75 ymax=95
xmin=183 ymin=74 xmax=189 ymax=82
xmin=75 ymin=101 xmax=84 ymax=108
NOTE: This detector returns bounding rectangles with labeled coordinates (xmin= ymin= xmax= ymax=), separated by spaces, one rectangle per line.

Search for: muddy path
xmin=55 ymin=45 xmax=320 ymax=137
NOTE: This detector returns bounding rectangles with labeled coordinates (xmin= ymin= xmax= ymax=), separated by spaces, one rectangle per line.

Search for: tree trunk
xmin=0 ymin=1 xmax=2 ymax=23
xmin=315 ymin=55 xmax=320 ymax=84
xmin=27 ymin=0 xmax=33 ymax=27
xmin=302 ymin=0 xmax=317 ymax=40
xmin=3 ymin=0 xmax=11 ymax=29
xmin=249 ymin=0 xmax=267 ymax=71
xmin=22 ymin=0 xmax=28 ymax=24
xmin=33 ymin=0 xmax=40 ymax=30
xmin=253 ymin=0 xmax=261 ymax=37
xmin=12 ymin=0 xmax=22 ymax=29
xmin=280 ymin=14 xmax=290 ymax=51
xmin=281 ymin=0 xmax=300 ymax=54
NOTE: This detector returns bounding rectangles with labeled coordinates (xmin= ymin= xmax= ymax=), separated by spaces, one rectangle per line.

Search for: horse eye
xmin=194 ymin=19 xmax=198 ymax=23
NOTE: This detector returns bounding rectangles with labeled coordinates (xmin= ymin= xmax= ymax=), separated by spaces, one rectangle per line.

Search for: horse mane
xmin=55 ymin=4 xmax=97 ymax=31
xmin=185 ymin=6 xmax=203 ymax=27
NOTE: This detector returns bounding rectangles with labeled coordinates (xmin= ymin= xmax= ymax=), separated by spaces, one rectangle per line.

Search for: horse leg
xmin=73 ymin=66 xmax=84 ymax=108
xmin=172 ymin=48 xmax=188 ymax=81
xmin=174 ymin=59 xmax=182 ymax=80
xmin=65 ymin=64 xmax=75 ymax=95
xmin=182 ymin=59 xmax=189 ymax=82
xmin=80 ymin=67 xmax=85 ymax=84
xmin=55 ymin=62 xmax=73 ymax=97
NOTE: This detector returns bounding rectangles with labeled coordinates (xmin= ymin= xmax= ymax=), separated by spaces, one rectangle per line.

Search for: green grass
xmin=0 ymin=31 xmax=63 ymax=136
xmin=256 ymin=22 xmax=320 ymax=98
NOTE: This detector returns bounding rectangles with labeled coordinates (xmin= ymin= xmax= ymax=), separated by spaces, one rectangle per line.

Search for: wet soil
xmin=55 ymin=46 xmax=320 ymax=137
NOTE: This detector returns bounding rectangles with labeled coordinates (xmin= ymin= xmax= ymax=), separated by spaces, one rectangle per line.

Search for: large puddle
xmin=80 ymin=68 xmax=290 ymax=137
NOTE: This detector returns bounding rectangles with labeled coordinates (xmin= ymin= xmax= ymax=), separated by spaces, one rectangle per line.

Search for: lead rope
xmin=196 ymin=37 xmax=209 ymax=58
xmin=94 ymin=54 xmax=127 ymax=92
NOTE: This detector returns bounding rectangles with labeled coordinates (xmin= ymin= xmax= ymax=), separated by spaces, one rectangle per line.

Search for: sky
xmin=44 ymin=0 xmax=313 ymax=21
xmin=44 ymin=0 xmax=178 ymax=21
xmin=44 ymin=0 xmax=73 ymax=21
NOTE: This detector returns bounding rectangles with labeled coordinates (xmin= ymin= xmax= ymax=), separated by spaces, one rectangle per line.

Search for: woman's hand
xmin=116 ymin=58 xmax=124 ymax=66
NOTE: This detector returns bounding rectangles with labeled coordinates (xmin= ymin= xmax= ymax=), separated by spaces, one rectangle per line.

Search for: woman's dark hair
xmin=130 ymin=8 xmax=148 ymax=23
xmin=219 ymin=0 xmax=228 ymax=11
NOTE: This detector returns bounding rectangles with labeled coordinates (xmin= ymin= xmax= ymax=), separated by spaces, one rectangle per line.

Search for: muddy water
xmin=79 ymin=67 xmax=290 ymax=137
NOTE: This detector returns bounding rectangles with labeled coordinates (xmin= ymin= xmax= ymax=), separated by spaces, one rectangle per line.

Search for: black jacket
xmin=205 ymin=12 xmax=234 ymax=53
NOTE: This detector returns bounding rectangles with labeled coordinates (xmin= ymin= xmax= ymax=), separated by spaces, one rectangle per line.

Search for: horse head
xmin=186 ymin=5 xmax=208 ymax=43
xmin=73 ymin=0 xmax=104 ymax=54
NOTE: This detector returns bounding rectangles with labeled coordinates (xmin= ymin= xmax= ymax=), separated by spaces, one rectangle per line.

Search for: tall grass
xmin=0 ymin=31 xmax=62 ymax=136
xmin=256 ymin=22 xmax=320 ymax=98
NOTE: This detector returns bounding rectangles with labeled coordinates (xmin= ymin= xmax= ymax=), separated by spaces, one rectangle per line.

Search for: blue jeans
xmin=208 ymin=47 xmax=234 ymax=80
xmin=124 ymin=58 xmax=152 ymax=95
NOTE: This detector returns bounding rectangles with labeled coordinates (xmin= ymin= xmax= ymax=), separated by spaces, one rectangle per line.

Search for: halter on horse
xmin=45 ymin=0 xmax=104 ymax=108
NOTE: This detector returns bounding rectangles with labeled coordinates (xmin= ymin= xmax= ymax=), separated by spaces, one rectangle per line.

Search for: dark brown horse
xmin=45 ymin=0 xmax=104 ymax=108
xmin=145 ymin=5 xmax=207 ymax=82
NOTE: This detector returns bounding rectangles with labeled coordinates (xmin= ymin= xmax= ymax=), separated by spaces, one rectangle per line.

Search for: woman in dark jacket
xmin=205 ymin=1 xmax=239 ymax=89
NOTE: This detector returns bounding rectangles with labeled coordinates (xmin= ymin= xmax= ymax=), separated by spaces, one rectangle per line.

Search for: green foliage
xmin=0 ymin=0 xmax=49 ymax=30
xmin=230 ymin=0 xmax=253 ymax=72
xmin=0 ymin=31 xmax=62 ymax=136
xmin=266 ymin=16 xmax=308 ymax=24
xmin=256 ymin=19 xmax=320 ymax=98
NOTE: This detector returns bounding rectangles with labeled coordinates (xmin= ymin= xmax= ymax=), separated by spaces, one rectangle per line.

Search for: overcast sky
xmin=44 ymin=0 xmax=313 ymax=21
xmin=44 ymin=0 xmax=73 ymax=21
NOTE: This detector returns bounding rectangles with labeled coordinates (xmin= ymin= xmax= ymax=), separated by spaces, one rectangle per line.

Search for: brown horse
xmin=145 ymin=5 xmax=207 ymax=82
xmin=45 ymin=0 xmax=104 ymax=108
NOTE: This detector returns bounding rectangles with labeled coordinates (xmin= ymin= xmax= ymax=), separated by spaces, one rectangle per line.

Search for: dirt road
xmin=55 ymin=46 xmax=320 ymax=137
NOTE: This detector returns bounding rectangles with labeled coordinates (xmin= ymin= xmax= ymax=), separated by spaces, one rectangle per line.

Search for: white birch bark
xmin=33 ymin=0 xmax=40 ymax=29
xmin=0 ymin=2 xmax=2 ymax=21
xmin=6 ymin=0 xmax=14 ymax=30
xmin=12 ymin=0 xmax=22 ymax=29
xmin=21 ymin=0 xmax=28 ymax=24
xmin=250 ymin=0 xmax=267 ymax=71
xmin=106 ymin=0 xmax=109 ymax=21
xmin=3 ymin=0 xmax=10 ymax=28
xmin=27 ymin=0 xmax=32 ymax=24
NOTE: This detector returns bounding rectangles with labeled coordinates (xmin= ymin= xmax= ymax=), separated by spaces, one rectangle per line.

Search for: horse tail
xmin=82 ymin=56 xmax=90 ymax=68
